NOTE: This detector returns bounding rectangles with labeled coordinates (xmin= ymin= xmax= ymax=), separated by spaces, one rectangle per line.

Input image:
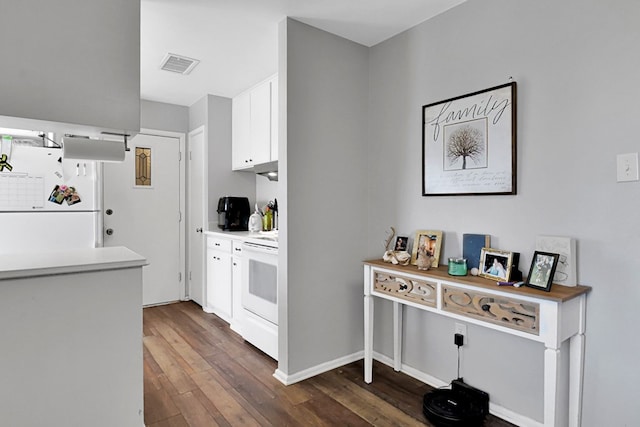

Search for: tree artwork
xmin=446 ymin=124 xmax=485 ymax=170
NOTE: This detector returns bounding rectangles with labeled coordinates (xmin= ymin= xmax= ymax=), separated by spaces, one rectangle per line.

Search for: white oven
xmin=241 ymin=240 xmax=278 ymax=359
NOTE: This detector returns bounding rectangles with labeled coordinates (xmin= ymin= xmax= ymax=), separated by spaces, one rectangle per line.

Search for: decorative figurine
xmin=417 ymin=246 xmax=435 ymax=270
xmin=382 ymin=226 xmax=411 ymax=266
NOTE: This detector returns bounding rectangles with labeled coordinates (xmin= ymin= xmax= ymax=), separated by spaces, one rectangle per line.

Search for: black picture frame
xmin=394 ymin=236 xmax=408 ymax=251
xmin=525 ymin=251 xmax=560 ymax=292
xmin=422 ymin=82 xmax=517 ymax=196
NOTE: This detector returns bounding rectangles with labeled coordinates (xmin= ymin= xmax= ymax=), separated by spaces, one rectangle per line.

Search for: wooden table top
xmin=364 ymin=259 xmax=591 ymax=303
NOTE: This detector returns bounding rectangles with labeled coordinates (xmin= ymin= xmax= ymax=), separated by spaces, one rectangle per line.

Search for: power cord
xmin=454 ymin=333 xmax=464 ymax=381
xmin=457 ymin=344 xmax=461 ymax=380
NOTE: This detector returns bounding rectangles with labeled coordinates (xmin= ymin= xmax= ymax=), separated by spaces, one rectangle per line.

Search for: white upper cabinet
xmin=232 ymin=91 xmax=252 ymax=170
xmin=270 ymin=76 xmax=279 ymax=162
xmin=0 ymin=0 xmax=141 ymax=137
xmin=250 ymin=81 xmax=272 ymax=166
xmin=232 ymin=74 xmax=278 ymax=170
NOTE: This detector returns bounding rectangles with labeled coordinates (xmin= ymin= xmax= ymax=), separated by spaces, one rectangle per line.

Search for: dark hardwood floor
xmin=143 ymin=301 xmax=515 ymax=426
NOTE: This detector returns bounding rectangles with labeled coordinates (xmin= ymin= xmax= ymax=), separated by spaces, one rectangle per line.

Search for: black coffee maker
xmin=217 ymin=196 xmax=250 ymax=231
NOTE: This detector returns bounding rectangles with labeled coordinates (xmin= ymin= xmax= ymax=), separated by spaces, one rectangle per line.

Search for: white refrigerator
xmin=0 ymin=144 xmax=100 ymax=254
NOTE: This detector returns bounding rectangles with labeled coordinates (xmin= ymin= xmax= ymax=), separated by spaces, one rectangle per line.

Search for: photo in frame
xmin=535 ymin=235 xmax=576 ymax=286
xmin=479 ymin=247 xmax=514 ymax=281
xmin=394 ymin=236 xmax=408 ymax=251
xmin=525 ymin=251 xmax=560 ymax=292
xmin=410 ymin=230 xmax=443 ymax=268
xmin=422 ymin=82 xmax=517 ymax=196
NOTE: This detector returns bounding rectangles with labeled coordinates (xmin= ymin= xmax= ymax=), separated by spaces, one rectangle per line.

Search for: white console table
xmin=363 ymin=259 xmax=590 ymax=427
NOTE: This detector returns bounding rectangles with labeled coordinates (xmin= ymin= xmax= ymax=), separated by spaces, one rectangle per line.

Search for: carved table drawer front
xmin=374 ymin=273 xmax=437 ymax=308
xmin=441 ymin=285 xmax=540 ymax=335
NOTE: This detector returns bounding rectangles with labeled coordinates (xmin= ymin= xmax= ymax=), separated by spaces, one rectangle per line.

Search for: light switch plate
xmin=616 ymin=153 xmax=639 ymax=182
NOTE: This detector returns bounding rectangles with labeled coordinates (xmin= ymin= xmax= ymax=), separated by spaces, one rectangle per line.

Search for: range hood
xmin=253 ymin=160 xmax=278 ymax=181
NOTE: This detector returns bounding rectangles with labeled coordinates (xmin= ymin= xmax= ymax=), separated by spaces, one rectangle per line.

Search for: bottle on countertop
xmin=262 ymin=208 xmax=273 ymax=231
xmin=248 ymin=203 xmax=262 ymax=232
xmin=273 ymin=198 xmax=278 ymax=230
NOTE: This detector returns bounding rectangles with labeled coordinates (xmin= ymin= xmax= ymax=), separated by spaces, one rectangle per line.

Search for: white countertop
xmin=0 ymin=246 xmax=148 ymax=280
xmin=204 ymin=229 xmax=278 ymax=248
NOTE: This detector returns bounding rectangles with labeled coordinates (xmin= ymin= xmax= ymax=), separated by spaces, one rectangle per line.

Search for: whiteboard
xmin=0 ymin=175 xmax=45 ymax=210
xmin=0 ymin=145 xmax=97 ymax=211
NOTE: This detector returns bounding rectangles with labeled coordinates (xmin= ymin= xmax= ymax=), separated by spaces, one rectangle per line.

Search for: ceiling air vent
xmin=159 ymin=53 xmax=200 ymax=75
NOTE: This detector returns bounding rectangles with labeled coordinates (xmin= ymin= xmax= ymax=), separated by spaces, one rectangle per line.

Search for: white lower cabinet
xmin=205 ymin=236 xmax=232 ymax=322
xmin=230 ymin=240 xmax=244 ymax=334
xmin=205 ymin=236 xmax=246 ymax=331
xmin=205 ymin=232 xmax=277 ymax=361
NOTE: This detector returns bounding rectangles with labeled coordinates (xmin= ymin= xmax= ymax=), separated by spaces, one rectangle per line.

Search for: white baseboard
xmin=272 ymin=350 xmax=542 ymax=427
xmin=373 ymin=351 xmax=449 ymax=388
xmin=229 ymin=323 xmax=243 ymax=336
xmin=273 ymin=350 xmax=364 ymax=385
xmin=372 ymin=352 xmax=543 ymax=427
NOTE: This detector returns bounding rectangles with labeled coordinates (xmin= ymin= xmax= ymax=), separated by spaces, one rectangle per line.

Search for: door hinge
xmin=189 ymin=271 xmax=192 ymax=281
xmin=178 ymin=211 xmax=182 ymax=222
xmin=179 ymin=151 xmax=182 ymax=161
xmin=178 ymin=272 xmax=182 ymax=282
xmin=189 ymin=151 xmax=192 ymax=161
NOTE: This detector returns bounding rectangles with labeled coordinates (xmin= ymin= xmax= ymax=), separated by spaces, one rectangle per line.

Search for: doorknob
xmin=105 ymin=228 xmax=114 ymax=236
xmin=196 ymin=227 xmax=203 ymax=233
xmin=106 ymin=209 xmax=113 ymax=215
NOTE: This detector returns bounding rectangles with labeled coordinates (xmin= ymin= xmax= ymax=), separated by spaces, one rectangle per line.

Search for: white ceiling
xmin=141 ymin=0 xmax=466 ymax=107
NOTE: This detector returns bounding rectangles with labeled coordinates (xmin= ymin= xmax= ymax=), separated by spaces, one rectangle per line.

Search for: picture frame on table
xmin=394 ymin=236 xmax=408 ymax=251
xmin=422 ymin=82 xmax=517 ymax=196
xmin=410 ymin=230 xmax=443 ymax=268
xmin=525 ymin=251 xmax=560 ymax=292
xmin=535 ymin=235 xmax=576 ymax=286
xmin=479 ymin=247 xmax=513 ymax=281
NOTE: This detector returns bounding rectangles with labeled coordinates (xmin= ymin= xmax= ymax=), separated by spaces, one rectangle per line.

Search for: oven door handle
xmin=242 ymin=242 xmax=278 ymax=254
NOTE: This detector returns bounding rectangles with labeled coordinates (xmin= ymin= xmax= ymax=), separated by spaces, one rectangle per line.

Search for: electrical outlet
xmin=455 ymin=322 xmax=467 ymax=337
xmin=454 ymin=333 xmax=464 ymax=346
xmin=617 ymin=153 xmax=639 ymax=182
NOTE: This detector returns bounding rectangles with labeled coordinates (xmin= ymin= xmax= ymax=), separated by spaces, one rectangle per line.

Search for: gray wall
xmin=0 ymin=0 xmax=140 ymax=134
xmin=189 ymin=95 xmax=255 ymax=221
xmin=281 ymin=19 xmax=369 ymax=374
xmin=367 ymin=0 xmax=640 ymax=425
xmin=141 ymin=100 xmax=189 ymax=134
xmin=255 ymin=174 xmax=278 ymax=209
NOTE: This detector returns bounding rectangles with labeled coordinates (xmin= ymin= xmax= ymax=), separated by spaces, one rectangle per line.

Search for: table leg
xmin=364 ymin=293 xmax=373 ymax=383
xmin=569 ymin=333 xmax=585 ymax=427
xmin=544 ymin=347 xmax=560 ymax=426
xmin=393 ymin=301 xmax=402 ymax=372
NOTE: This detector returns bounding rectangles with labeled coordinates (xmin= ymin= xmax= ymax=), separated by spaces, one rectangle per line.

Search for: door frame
xmin=187 ymin=125 xmax=207 ymax=303
xmin=100 ymin=128 xmax=187 ymax=301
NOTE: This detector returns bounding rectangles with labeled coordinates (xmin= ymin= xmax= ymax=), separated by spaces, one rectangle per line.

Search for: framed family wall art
xmin=422 ymin=82 xmax=517 ymax=196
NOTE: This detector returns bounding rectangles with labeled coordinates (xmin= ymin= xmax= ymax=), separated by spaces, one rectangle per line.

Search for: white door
xmin=187 ymin=126 xmax=206 ymax=306
xmin=103 ymin=132 xmax=184 ymax=306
